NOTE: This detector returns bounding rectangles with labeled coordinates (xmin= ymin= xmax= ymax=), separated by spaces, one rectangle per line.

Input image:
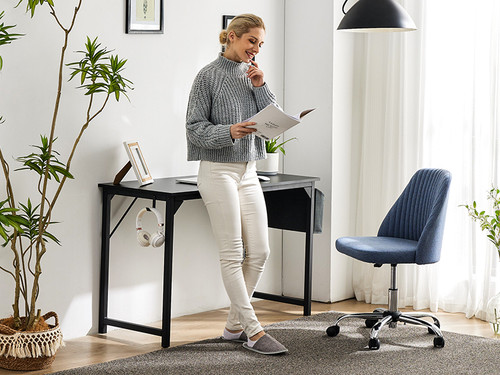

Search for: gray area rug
xmin=52 ymin=311 xmax=500 ymax=375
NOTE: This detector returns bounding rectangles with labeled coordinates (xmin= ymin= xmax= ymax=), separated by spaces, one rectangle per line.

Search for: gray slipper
xmin=242 ymin=334 xmax=288 ymax=355
xmin=221 ymin=331 xmax=248 ymax=343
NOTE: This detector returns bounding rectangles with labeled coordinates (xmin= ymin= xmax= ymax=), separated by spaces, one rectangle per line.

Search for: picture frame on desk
xmin=126 ymin=0 xmax=164 ymax=34
xmin=123 ymin=141 xmax=154 ymax=185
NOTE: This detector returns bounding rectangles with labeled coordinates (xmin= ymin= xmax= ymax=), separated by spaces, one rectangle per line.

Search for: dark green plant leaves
xmin=0 ymin=11 xmax=24 ymax=70
xmin=0 ymin=198 xmax=29 ymax=242
xmin=68 ymin=37 xmax=133 ymax=101
xmin=17 ymin=199 xmax=60 ymax=245
xmin=0 ymin=198 xmax=60 ymax=246
xmin=15 ymin=0 xmax=55 ymax=18
xmin=15 ymin=135 xmax=74 ymax=182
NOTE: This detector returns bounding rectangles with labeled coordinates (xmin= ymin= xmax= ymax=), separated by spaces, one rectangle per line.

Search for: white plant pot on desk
xmin=256 ymin=152 xmax=279 ymax=175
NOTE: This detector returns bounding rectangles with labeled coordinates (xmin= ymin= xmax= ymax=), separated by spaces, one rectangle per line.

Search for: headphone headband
xmin=136 ymin=207 xmax=166 ymax=248
xmin=136 ymin=207 xmax=164 ymax=231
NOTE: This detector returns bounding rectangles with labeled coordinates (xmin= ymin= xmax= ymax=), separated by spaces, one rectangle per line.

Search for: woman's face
xmin=225 ymin=27 xmax=265 ymax=63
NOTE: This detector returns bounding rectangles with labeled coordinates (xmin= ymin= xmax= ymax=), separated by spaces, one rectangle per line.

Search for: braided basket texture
xmin=0 ymin=311 xmax=64 ymax=371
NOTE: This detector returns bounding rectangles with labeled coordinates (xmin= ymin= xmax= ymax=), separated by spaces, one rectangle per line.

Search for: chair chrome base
xmin=326 ymin=266 xmax=445 ymax=350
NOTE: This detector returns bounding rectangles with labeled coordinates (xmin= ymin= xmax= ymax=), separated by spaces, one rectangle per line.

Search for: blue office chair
xmin=326 ymin=168 xmax=451 ymax=350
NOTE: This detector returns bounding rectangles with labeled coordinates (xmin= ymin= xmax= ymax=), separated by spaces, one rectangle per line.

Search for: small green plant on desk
xmin=265 ymin=136 xmax=297 ymax=155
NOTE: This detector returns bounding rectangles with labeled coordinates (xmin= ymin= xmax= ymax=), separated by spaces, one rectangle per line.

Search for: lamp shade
xmin=338 ymin=0 xmax=417 ymax=32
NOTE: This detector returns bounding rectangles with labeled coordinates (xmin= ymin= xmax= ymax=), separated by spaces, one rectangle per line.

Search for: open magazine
xmin=246 ymin=104 xmax=315 ymax=140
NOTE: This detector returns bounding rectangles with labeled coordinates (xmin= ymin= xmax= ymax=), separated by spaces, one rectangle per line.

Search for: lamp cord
xmin=342 ymin=0 xmax=349 ymax=14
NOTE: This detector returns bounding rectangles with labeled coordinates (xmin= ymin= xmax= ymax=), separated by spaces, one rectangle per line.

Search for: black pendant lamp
xmin=338 ymin=0 xmax=417 ymax=32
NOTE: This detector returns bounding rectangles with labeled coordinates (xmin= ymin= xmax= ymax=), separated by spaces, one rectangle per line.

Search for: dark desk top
xmin=99 ymin=174 xmax=319 ymax=201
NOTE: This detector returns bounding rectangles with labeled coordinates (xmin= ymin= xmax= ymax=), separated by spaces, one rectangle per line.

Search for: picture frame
xmin=126 ymin=0 xmax=164 ymax=34
xmin=222 ymin=15 xmax=235 ymax=30
xmin=221 ymin=15 xmax=235 ymax=53
xmin=123 ymin=141 xmax=154 ymax=185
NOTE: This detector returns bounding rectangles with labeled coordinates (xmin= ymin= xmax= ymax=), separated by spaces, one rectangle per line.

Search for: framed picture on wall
xmin=126 ymin=0 xmax=164 ymax=34
xmin=222 ymin=15 xmax=235 ymax=30
xmin=221 ymin=15 xmax=235 ymax=52
xmin=123 ymin=141 xmax=154 ymax=185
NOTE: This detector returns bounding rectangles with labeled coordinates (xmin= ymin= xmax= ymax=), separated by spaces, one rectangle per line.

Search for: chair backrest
xmin=377 ymin=168 xmax=452 ymax=264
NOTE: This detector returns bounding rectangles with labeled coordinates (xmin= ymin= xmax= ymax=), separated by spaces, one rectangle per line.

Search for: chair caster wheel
xmin=365 ymin=319 xmax=378 ymax=328
xmin=428 ymin=320 xmax=440 ymax=334
xmin=368 ymin=338 xmax=380 ymax=350
xmin=433 ymin=336 xmax=445 ymax=348
xmin=326 ymin=325 xmax=340 ymax=337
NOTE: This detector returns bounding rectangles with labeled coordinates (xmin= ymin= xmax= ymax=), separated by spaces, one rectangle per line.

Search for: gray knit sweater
xmin=186 ymin=54 xmax=278 ymax=162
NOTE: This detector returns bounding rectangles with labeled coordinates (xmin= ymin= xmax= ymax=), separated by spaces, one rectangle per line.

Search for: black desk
xmin=98 ymin=174 xmax=319 ymax=348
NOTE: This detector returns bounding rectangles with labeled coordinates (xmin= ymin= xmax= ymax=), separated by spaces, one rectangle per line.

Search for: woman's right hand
xmin=230 ymin=121 xmax=257 ymax=139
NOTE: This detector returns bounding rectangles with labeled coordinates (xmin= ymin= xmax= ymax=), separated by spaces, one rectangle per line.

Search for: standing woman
xmin=186 ymin=14 xmax=287 ymax=355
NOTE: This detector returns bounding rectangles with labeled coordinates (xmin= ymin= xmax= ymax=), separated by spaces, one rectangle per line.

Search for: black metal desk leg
xmin=303 ymin=186 xmax=315 ymax=316
xmin=99 ymin=191 xmax=112 ymax=333
xmin=161 ymin=198 xmax=176 ymax=348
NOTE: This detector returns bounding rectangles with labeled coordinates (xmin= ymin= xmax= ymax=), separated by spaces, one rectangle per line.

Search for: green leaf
xmin=0 ymin=225 xmax=8 ymax=241
xmin=0 ymin=215 xmax=10 ymax=226
xmin=0 ymin=11 xmax=24 ymax=70
xmin=0 ymin=200 xmax=25 ymax=241
xmin=16 ymin=0 xmax=53 ymax=18
xmin=265 ymin=136 xmax=297 ymax=154
xmin=15 ymin=135 xmax=72 ymax=182
xmin=8 ymin=215 xmax=30 ymax=226
xmin=67 ymin=37 xmax=133 ymax=100
xmin=15 ymin=198 xmax=61 ymax=246
xmin=464 ymin=186 xmax=500 ymax=256
xmin=51 ymin=164 xmax=74 ymax=179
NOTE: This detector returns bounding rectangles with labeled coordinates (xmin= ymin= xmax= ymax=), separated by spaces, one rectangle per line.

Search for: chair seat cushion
xmin=335 ymin=236 xmax=418 ymax=264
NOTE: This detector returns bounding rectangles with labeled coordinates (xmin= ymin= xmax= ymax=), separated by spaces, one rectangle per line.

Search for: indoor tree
xmin=0 ymin=0 xmax=133 ymax=331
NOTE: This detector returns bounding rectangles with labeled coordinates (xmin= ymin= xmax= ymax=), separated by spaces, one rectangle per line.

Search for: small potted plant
xmin=0 ymin=1 xmax=132 ymax=370
xmin=256 ymin=136 xmax=296 ymax=176
xmin=463 ymin=186 xmax=500 ymax=335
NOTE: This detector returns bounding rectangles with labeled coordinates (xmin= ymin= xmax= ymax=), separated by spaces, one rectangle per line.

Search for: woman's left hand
xmin=247 ymin=61 xmax=264 ymax=87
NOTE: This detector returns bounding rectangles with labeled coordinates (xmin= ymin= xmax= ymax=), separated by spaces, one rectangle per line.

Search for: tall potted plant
xmin=463 ymin=186 xmax=500 ymax=335
xmin=256 ymin=136 xmax=296 ymax=176
xmin=0 ymin=0 xmax=133 ymax=370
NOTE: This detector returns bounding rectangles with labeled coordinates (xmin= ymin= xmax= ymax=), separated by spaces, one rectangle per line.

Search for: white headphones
xmin=136 ymin=207 xmax=165 ymax=248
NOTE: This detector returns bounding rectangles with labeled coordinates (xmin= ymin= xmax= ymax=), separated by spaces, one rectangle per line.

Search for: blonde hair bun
xmin=219 ymin=30 xmax=228 ymax=45
xmin=219 ymin=14 xmax=265 ymax=46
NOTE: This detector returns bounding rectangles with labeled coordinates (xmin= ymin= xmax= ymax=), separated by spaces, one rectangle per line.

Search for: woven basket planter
xmin=0 ymin=311 xmax=64 ymax=371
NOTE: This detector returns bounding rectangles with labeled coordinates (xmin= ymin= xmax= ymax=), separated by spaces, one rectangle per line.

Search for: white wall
xmin=282 ymin=0 xmax=355 ymax=302
xmin=0 ymin=0 xmax=285 ymax=339
xmin=0 ymin=0 xmax=358 ymax=341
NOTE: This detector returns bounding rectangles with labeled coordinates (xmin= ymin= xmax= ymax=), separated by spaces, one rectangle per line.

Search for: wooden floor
xmin=1 ymin=299 xmax=497 ymax=375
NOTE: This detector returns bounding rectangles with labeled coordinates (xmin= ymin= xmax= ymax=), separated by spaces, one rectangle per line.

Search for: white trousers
xmin=198 ymin=160 xmax=270 ymax=337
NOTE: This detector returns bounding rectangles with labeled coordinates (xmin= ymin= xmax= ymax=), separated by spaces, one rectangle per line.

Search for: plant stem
xmin=0 ymin=148 xmax=22 ymax=323
xmin=28 ymin=0 xmax=82 ymax=330
xmin=27 ymin=240 xmax=45 ymax=329
xmin=9 ymin=234 xmax=22 ymax=328
xmin=43 ymin=94 xmax=110 ymax=231
xmin=0 ymin=149 xmax=15 ymax=208
xmin=37 ymin=22 xmax=71 ymax=245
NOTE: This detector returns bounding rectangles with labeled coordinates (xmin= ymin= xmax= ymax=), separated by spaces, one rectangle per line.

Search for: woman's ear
xmin=228 ymin=30 xmax=236 ymax=42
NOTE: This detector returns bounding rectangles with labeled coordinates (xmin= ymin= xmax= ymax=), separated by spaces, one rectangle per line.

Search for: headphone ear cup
xmin=150 ymin=232 xmax=165 ymax=248
xmin=137 ymin=230 xmax=151 ymax=247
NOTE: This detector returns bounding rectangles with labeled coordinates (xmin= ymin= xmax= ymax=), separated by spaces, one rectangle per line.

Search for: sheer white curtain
xmin=352 ymin=0 xmax=500 ymax=320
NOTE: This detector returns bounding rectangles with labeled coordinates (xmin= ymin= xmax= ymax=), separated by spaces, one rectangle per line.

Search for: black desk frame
xmin=98 ymin=174 xmax=319 ymax=348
